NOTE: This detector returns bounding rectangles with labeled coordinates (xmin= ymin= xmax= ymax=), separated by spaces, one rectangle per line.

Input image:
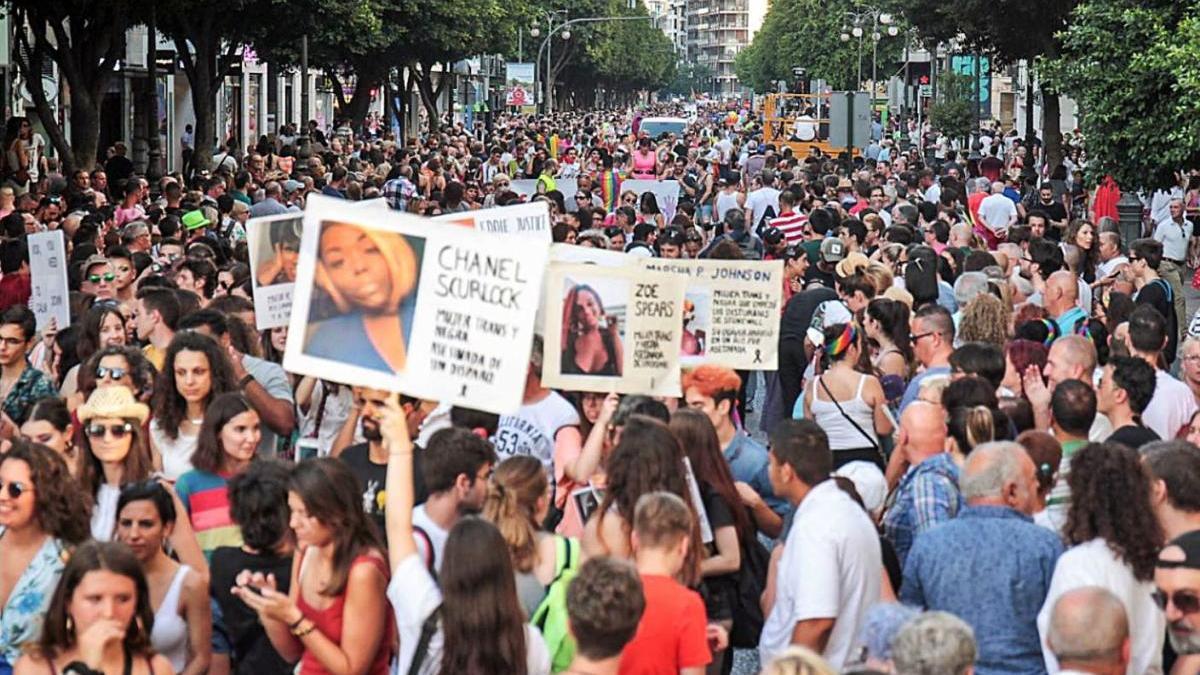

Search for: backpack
xmin=729 ymin=533 xmax=771 ymax=649
xmin=530 ymin=536 xmax=581 ymax=672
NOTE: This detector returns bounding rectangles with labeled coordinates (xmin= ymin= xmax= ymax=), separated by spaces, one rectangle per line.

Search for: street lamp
xmin=841 ymin=6 xmax=901 ymax=94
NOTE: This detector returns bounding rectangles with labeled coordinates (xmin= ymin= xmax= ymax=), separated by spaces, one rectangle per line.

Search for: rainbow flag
xmin=599 ymin=169 xmax=621 ymax=212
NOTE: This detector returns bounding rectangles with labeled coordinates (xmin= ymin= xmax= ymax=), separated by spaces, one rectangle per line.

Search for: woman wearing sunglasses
xmin=175 ymin=394 xmax=261 ymax=559
xmin=74 ymin=346 xmax=154 ymax=414
xmin=0 ymin=441 xmax=90 ymax=675
xmin=60 ymin=304 xmax=128 ymax=407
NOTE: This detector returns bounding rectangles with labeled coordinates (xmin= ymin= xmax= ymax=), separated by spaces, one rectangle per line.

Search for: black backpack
xmin=729 ymin=533 xmax=771 ymax=648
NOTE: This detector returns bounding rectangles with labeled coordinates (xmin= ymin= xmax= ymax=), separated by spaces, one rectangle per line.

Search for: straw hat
xmin=78 ymin=386 xmax=149 ymax=424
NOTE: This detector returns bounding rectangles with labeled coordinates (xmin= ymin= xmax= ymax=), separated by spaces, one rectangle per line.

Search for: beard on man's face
xmin=362 ymin=416 xmax=382 ymax=442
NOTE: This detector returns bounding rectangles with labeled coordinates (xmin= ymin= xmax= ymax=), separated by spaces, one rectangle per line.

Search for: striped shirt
xmin=175 ymin=470 xmax=241 ymax=559
xmin=769 ymin=211 xmax=808 ymax=245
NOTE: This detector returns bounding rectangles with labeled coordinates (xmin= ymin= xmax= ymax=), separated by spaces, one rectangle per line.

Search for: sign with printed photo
xmin=28 ymin=230 xmax=69 ymax=330
xmin=541 ymin=262 xmax=685 ymax=396
xmin=284 ymin=195 xmax=549 ymax=414
xmin=246 ymin=213 xmax=303 ymax=330
xmin=639 ymin=258 xmax=784 ymax=370
xmin=434 ymin=201 xmax=552 ymax=241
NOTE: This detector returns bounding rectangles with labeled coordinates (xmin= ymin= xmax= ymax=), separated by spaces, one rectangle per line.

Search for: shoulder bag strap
xmin=407 ymin=605 xmax=442 ymax=675
xmin=818 ymin=376 xmax=879 ymax=451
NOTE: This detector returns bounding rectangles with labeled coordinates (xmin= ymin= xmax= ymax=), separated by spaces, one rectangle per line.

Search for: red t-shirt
xmin=619 ymin=574 xmax=711 ymax=675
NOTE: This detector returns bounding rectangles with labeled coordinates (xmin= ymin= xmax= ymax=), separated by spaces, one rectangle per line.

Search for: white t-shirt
xmin=494 ymin=392 xmax=580 ymax=474
xmin=412 ymin=505 xmax=449 ymax=573
xmin=746 ymin=187 xmax=781 ymax=229
xmin=759 ymin=480 xmax=881 ymax=669
xmin=977 ymin=193 xmax=1017 ymax=234
xmin=1153 ymin=217 xmax=1194 ymax=262
xmin=389 ymin=553 xmax=552 ymax=675
xmin=1037 ymin=538 xmax=1164 ymax=675
xmin=1142 ymin=370 xmax=1198 ymax=441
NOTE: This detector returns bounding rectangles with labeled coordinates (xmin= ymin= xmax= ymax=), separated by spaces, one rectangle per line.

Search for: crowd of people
xmin=0 ymin=101 xmax=1195 ymax=675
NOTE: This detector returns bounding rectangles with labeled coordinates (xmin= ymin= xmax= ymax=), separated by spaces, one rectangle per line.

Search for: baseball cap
xmin=1159 ymin=530 xmax=1200 ymax=570
xmin=834 ymin=461 xmax=887 ymax=515
xmin=762 ymin=226 xmax=785 ymax=246
xmin=82 ymin=254 xmax=110 ymax=273
xmin=181 ymin=210 xmax=211 ymax=231
xmin=820 ymin=237 xmax=846 ymax=263
xmin=283 ymin=179 xmax=304 ymax=194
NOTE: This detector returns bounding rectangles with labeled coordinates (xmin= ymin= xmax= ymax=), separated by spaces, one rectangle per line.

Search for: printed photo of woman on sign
xmin=303 ymin=220 xmax=423 ymax=373
xmin=561 ymin=279 xmax=624 ymax=376
xmin=255 ymin=218 xmax=302 ymax=285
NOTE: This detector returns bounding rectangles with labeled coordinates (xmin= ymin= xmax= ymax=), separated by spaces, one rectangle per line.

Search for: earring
xmin=65 ymin=615 xmax=74 ymax=633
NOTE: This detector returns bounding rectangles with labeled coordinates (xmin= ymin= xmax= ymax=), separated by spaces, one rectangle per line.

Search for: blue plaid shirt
xmin=900 ymin=505 xmax=1063 ymax=675
xmin=382 ymin=176 xmax=416 ymax=212
xmin=882 ymin=452 xmax=962 ymax=567
xmin=2 ymin=362 xmax=57 ymax=425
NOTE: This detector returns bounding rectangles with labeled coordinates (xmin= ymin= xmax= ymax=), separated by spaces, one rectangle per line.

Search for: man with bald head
xmin=1046 ymin=587 xmax=1131 ymax=675
xmin=882 ymin=401 xmax=960 ymax=566
xmin=901 ymin=441 xmax=1063 ymax=674
xmin=1045 ymin=270 xmax=1086 ymax=334
xmin=249 ymin=180 xmax=289 ymax=217
xmin=1025 ymin=335 xmax=1113 ymax=441
xmin=978 ymin=179 xmax=1018 ymax=247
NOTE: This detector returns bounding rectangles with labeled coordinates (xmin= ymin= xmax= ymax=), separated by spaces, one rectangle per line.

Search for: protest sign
xmin=285 ymin=195 xmax=548 ymax=414
xmin=542 ymin=262 xmax=685 ymax=396
xmin=28 ymin=230 xmax=69 ymax=330
xmin=509 ymin=178 xmax=679 ymax=221
xmin=434 ymin=201 xmax=552 ymax=241
xmin=639 ymin=258 xmax=783 ymax=370
xmin=548 ymin=242 xmax=632 ymax=268
xmin=246 ymin=213 xmax=302 ymax=330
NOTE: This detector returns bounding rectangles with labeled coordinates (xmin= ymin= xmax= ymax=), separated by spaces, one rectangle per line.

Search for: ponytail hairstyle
xmin=947 ymin=405 xmax=1000 ymax=456
xmin=821 ymin=322 xmax=868 ymax=372
xmin=482 ymin=456 xmax=548 ymax=574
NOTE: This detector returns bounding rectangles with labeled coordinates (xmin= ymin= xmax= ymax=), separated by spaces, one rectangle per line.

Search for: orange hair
xmin=681 ymin=364 xmax=741 ymax=399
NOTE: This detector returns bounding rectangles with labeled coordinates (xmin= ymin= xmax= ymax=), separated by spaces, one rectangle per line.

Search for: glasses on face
xmin=1153 ymin=589 xmax=1200 ymax=615
xmin=85 ymin=422 xmax=133 ymax=440
xmin=0 ymin=480 xmax=29 ymax=499
xmin=0 ymin=336 xmax=26 ymax=347
xmin=88 ymin=273 xmax=116 ymax=284
xmin=912 ymin=331 xmax=935 ymax=343
xmin=96 ymin=366 xmax=128 ymax=380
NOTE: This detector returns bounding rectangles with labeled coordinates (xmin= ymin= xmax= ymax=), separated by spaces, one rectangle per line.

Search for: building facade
xmin=684 ymin=0 xmax=766 ymax=95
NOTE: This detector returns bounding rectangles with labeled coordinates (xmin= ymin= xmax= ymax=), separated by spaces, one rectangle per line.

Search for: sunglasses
xmin=88 ymin=273 xmax=116 ymax=283
xmin=86 ymin=422 xmax=133 ymax=440
xmin=0 ymin=481 xmax=29 ymax=499
xmin=96 ymin=366 xmax=127 ymax=380
xmin=1153 ymin=589 xmax=1200 ymax=615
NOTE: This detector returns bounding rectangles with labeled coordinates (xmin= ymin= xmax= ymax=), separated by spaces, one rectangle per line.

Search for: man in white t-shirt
xmin=759 ymin=419 xmax=881 ymax=670
xmin=977 ymin=180 xmax=1018 ymax=238
xmin=744 ymin=169 xmax=781 ymax=231
xmin=410 ymin=427 xmax=497 ymax=571
xmin=1128 ymin=305 xmax=1197 ymax=440
xmin=493 ymin=335 xmax=583 ymax=504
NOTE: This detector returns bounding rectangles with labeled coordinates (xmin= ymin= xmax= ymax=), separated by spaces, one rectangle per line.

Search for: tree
xmin=735 ymin=0 xmax=903 ymax=93
xmin=586 ymin=1 xmax=676 ymax=104
xmin=887 ymin=0 xmax=1077 ymax=171
xmin=928 ymin=72 xmax=973 ymax=143
xmin=664 ymin=61 xmax=714 ymax=96
xmin=9 ymin=0 xmax=139 ymax=171
xmin=1043 ymin=0 xmax=1200 ymax=190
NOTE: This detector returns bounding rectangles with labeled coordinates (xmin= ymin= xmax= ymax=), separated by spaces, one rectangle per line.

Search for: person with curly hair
xmin=149 ymin=331 xmax=238 ymax=480
xmin=1036 ymin=442 xmax=1166 ymax=674
xmin=956 ymin=293 xmax=1010 ymax=348
xmin=0 ymin=440 xmax=91 ymax=671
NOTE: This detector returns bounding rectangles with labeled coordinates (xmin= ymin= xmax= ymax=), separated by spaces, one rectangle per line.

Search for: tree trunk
xmin=12 ymin=29 xmax=76 ymax=170
xmin=191 ymin=74 xmax=216 ymax=174
xmin=414 ymin=63 xmax=440 ymax=133
xmin=1023 ymin=69 xmax=1036 ymax=183
xmin=343 ymin=61 xmax=384 ymax=132
xmin=1042 ymin=88 xmax=1063 ymax=176
xmin=67 ymin=94 xmax=102 ymax=172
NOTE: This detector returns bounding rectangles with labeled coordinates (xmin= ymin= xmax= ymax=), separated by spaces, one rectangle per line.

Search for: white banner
xmin=434 ymin=201 xmax=552 ymax=241
xmin=284 ymin=195 xmax=549 ymax=414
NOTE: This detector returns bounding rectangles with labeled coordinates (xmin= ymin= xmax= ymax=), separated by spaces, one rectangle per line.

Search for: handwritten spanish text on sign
xmin=246 ymin=214 xmax=303 ymax=330
xmin=639 ymin=258 xmax=783 ymax=370
xmin=28 ymin=231 xmax=70 ymax=330
xmin=542 ymin=261 xmax=685 ymax=396
xmin=285 ymin=195 xmax=547 ymax=414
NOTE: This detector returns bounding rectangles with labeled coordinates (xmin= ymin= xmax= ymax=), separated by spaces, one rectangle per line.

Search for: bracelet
xmin=292 ymin=621 xmax=317 ymax=638
xmin=287 ymin=613 xmax=306 ymax=630
xmin=238 ymin=373 xmax=255 ymax=389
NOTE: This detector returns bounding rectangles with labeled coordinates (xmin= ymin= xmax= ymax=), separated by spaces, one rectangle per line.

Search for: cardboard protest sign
xmin=621 ymin=179 xmax=680 ymax=223
xmin=434 ymin=201 xmax=552 ymax=241
xmin=510 ymin=179 xmax=580 ymax=211
xmin=639 ymin=258 xmax=783 ymax=370
xmin=548 ymin=242 xmax=632 ymax=268
xmin=28 ymin=231 xmax=69 ymax=330
xmin=542 ymin=262 xmax=685 ymax=396
xmin=246 ymin=214 xmax=303 ymax=330
xmin=285 ymin=195 xmax=548 ymax=414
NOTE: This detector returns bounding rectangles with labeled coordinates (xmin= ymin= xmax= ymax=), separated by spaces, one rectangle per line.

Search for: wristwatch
xmin=238 ymin=373 xmax=254 ymax=389
xmin=62 ymin=662 xmax=103 ymax=675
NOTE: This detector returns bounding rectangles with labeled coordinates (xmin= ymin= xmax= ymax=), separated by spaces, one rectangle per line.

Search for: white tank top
xmin=715 ymin=190 xmax=741 ymax=222
xmin=151 ymin=565 xmax=191 ymax=673
xmin=809 ymin=374 xmax=878 ymax=451
xmin=150 ymin=420 xmax=198 ymax=481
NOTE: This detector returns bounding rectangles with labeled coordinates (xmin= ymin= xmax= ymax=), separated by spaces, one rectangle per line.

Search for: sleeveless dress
xmin=151 ymin=565 xmax=191 ymax=673
xmin=296 ymin=553 xmax=392 ymax=675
